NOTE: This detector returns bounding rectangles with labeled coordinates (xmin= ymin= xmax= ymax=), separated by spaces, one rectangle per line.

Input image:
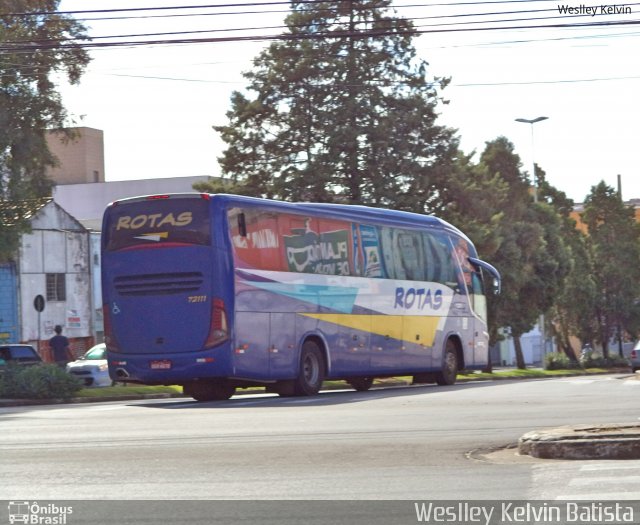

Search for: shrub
xmin=606 ymin=353 xmax=632 ymax=368
xmin=580 ymin=351 xmax=630 ymax=369
xmin=544 ymin=352 xmax=582 ymax=370
xmin=0 ymin=364 xmax=82 ymax=399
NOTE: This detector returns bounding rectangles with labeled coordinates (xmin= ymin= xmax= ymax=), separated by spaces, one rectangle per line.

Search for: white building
xmin=14 ymin=199 xmax=94 ymax=359
xmin=52 ymin=176 xmax=211 ymax=228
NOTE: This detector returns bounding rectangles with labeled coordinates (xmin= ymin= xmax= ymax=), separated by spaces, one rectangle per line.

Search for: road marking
xmin=554 ymin=492 xmax=640 ymax=500
xmin=580 ymin=463 xmax=640 ymax=471
xmin=569 ymin=475 xmax=640 ymax=486
xmin=532 ymin=462 xmax=640 ymax=500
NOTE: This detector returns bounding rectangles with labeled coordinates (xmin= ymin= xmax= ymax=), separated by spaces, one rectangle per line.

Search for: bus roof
xmin=108 ymin=192 xmax=470 ymax=242
xmin=211 ymin=194 xmax=470 ymax=241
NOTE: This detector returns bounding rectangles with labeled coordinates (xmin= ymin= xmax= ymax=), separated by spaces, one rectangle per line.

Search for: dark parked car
xmin=0 ymin=344 xmax=43 ymax=370
xmin=630 ymin=341 xmax=640 ymax=373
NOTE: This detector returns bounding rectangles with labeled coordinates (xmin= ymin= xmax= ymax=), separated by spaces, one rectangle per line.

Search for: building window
xmin=46 ymin=274 xmax=66 ymax=301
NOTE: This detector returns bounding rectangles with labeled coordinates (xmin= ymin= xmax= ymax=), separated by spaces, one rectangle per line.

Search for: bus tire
xmin=293 ymin=340 xmax=325 ymax=396
xmin=348 ymin=377 xmax=374 ymax=391
xmin=435 ymin=340 xmax=458 ymax=386
xmin=185 ymin=380 xmax=236 ymax=401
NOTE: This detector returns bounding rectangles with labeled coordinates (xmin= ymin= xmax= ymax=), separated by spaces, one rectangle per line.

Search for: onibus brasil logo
xmin=8 ymin=502 xmax=73 ymax=524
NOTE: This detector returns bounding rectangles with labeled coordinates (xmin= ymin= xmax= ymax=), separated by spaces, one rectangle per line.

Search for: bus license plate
xmin=150 ymin=360 xmax=172 ymax=370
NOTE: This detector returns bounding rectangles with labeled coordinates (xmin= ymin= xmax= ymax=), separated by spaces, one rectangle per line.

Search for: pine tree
xmin=212 ymin=0 xmax=457 ymax=208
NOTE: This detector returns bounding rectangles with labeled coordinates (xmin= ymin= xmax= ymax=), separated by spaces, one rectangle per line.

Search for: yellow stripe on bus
xmin=300 ymin=313 xmax=441 ymax=346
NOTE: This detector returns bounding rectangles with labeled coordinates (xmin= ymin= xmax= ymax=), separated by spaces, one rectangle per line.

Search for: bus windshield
xmin=104 ymin=197 xmax=211 ymax=251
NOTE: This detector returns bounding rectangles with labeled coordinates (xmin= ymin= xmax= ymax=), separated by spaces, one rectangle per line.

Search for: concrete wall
xmin=46 ymin=127 xmax=105 ymax=185
xmin=18 ymin=202 xmax=92 ymax=349
xmin=52 ymin=176 xmax=210 ymax=222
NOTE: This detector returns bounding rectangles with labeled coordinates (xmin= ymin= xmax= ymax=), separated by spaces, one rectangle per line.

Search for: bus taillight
xmin=205 ymin=298 xmax=229 ymax=347
xmin=103 ymin=304 xmax=120 ymax=352
xmin=103 ymin=303 xmax=112 ymax=342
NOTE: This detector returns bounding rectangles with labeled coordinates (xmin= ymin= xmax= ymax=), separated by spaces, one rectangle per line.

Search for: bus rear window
xmin=104 ymin=198 xmax=211 ymax=251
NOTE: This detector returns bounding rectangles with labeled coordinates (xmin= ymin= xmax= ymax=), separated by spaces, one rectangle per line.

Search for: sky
xmin=54 ymin=0 xmax=640 ymax=203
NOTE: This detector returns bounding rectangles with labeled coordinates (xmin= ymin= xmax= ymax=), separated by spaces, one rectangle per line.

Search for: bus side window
xmin=424 ymin=230 xmax=458 ymax=290
xmin=397 ymin=231 xmax=426 ymax=281
xmin=470 ymin=269 xmax=488 ymax=321
xmin=472 ymin=270 xmax=485 ymax=295
xmin=423 ymin=231 xmax=443 ymax=285
xmin=358 ymin=224 xmax=385 ymax=278
xmin=378 ymin=227 xmax=402 ymax=280
xmin=449 ymin=235 xmax=474 ymax=295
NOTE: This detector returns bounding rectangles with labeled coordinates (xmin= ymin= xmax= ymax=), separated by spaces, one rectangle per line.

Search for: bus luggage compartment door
xmin=234 ymin=312 xmax=270 ymax=379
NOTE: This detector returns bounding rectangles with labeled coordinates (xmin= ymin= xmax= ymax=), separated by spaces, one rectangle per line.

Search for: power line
xmin=2 ymin=18 xmax=639 ymax=52
xmin=6 ymin=3 xmax=622 ymax=44
xmin=0 ymin=0 xmax=562 ymax=17
xmin=2 ymin=0 xmax=637 ymax=51
xmin=2 ymin=4 xmax=640 ymax=51
xmin=454 ymin=75 xmax=640 ymax=86
xmin=1 ymin=1 xmax=562 ymax=23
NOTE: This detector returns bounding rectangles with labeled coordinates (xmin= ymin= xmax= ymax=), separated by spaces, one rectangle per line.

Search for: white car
xmin=66 ymin=343 xmax=112 ymax=387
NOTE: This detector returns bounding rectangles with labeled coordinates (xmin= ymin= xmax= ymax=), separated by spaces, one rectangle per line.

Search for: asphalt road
xmin=1 ymin=374 xmax=639 ymax=515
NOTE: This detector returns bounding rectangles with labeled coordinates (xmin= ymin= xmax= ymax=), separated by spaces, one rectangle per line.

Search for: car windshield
xmin=84 ymin=347 xmax=106 ymax=360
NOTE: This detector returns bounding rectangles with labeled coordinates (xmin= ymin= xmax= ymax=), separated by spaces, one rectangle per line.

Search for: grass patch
xmin=77 ymin=385 xmax=183 ymax=397
xmin=459 ymin=368 xmax=613 ymax=380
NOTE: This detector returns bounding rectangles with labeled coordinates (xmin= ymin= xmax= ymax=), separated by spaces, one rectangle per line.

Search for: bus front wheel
xmin=185 ymin=380 xmax=236 ymax=402
xmin=435 ymin=340 xmax=458 ymax=386
xmin=294 ymin=340 xmax=325 ymax=396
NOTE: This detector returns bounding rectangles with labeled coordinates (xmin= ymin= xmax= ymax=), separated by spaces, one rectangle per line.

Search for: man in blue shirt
xmin=49 ymin=325 xmax=71 ymax=367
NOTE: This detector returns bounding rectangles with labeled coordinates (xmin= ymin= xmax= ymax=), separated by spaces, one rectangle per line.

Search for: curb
xmin=518 ymin=423 xmax=640 ymax=460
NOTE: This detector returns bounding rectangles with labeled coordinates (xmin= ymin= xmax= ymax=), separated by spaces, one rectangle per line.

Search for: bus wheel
xmin=294 ymin=340 xmax=325 ymax=396
xmin=348 ymin=377 xmax=374 ymax=391
xmin=185 ymin=380 xmax=236 ymax=402
xmin=435 ymin=340 xmax=458 ymax=386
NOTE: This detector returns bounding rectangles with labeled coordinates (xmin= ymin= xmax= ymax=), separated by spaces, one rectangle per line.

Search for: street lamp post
xmin=515 ymin=116 xmax=549 ymax=362
xmin=515 ymin=116 xmax=548 ymax=203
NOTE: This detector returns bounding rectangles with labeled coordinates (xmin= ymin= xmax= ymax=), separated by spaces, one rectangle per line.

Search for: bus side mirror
xmin=468 ymin=257 xmax=501 ymax=295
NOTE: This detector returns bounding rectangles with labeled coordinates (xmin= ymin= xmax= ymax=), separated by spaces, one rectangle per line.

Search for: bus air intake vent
xmin=114 ymin=272 xmax=204 ymax=296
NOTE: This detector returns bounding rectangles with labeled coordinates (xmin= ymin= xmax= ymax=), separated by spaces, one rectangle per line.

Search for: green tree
xmin=471 ymin=139 xmax=571 ymax=369
xmin=212 ymin=0 xmax=457 ymax=208
xmin=0 ymin=0 xmax=90 ymax=260
xmin=546 ymin=221 xmax=598 ymax=358
xmin=537 ymin=170 xmax=596 ymax=359
xmin=581 ymin=181 xmax=640 ymax=357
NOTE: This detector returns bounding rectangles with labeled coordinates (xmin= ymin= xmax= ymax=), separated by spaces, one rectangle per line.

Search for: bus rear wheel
xmin=293 ymin=340 xmax=325 ymax=396
xmin=435 ymin=340 xmax=458 ymax=386
xmin=185 ymin=380 xmax=236 ymax=402
xmin=348 ymin=377 xmax=374 ymax=391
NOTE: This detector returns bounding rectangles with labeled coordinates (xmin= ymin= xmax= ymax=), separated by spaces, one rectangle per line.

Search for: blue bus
xmin=101 ymin=193 xmax=500 ymax=401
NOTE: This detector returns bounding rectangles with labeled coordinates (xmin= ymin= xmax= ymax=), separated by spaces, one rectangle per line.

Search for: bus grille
xmin=114 ymin=272 xmax=204 ymax=296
